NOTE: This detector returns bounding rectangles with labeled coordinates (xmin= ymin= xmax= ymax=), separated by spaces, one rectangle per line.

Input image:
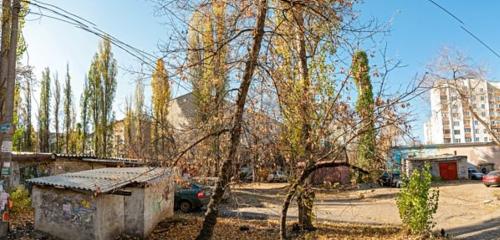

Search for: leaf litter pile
xmin=7 ymin=211 xmax=430 ymax=240
xmin=147 ymin=214 xmax=410 ymax=240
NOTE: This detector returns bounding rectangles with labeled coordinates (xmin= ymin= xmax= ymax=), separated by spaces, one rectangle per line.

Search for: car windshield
xmin=469 ymin=169 xmax=479 ymax=173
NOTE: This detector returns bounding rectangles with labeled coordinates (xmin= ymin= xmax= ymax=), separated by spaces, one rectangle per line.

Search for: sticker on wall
xmin=1 ymin=141 xmax=12 ymax=152
xmin=63 ymin=204 xmax=72 ymax=215
xmin=81 ymin=200 xmax=91 ymax=209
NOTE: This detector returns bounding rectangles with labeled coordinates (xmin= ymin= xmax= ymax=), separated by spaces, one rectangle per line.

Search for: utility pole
xmin=0 ymin=0 xmax=21 ymax=184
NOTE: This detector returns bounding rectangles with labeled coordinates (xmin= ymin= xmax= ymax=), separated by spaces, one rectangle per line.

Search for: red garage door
xmin=439 ymin=162 xmax=458 ymax=180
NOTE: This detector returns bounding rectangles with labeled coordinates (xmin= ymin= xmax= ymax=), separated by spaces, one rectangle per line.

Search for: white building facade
xmin=424 ymin=79 xmax=500 ymax=144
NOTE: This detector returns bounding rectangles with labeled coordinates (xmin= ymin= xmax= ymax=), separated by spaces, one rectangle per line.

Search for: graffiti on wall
xmin=39 ymin=189 xmax=96 ymax=231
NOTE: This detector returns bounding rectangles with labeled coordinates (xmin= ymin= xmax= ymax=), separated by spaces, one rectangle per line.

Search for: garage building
xmin=404 ymin=154 xmax=468 ymax=180
xmin=27 ymin=167 xmax=175 ymax=240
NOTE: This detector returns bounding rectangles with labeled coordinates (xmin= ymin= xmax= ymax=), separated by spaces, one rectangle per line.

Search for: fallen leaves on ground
xmin=150 ymin=213 xmax=417 ymax=240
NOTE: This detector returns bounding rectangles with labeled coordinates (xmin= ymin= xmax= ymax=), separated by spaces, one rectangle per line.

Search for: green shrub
xmin=396 ymin=164 xmax=439 ymax=236
xmin=9 ymin=186 xmax=32 ymax=215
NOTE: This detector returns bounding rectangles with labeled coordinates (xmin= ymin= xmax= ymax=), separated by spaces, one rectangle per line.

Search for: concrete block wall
xmin=95 ymin=194 xmax=125 ymax=240
xmin=142 ymin=175 xmax=175 ymax=236
xmin=32 ymin=186 xmax=98 ymax=240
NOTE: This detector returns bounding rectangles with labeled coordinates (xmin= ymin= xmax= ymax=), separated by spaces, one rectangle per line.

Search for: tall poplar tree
xmin=87 ymin=38 xmax=117 ymax=157
xmin=80 ymin=75 xmax=90 ymax=154
xmin=133 ymin=78 xmax=147 ymax=157
xmin=98 ymin=38 xmax=117 ymax=157
xmin=352 ymin=50 xmax=376 ymax=178
xmin=88 ymin=54 xmax=102 ymax=156
xmin=38 ymin=67 xmax=51 ymax=152
xmin=23 ymin=68 xmax=33 ymax=151
xmin=63 ymin=64 xmax=73 ymax=153
xmin=53 ymin=72 xmax=61 ymax=153
xmin=187 ymin=2 xmax=228 ymax=175
xmin=151 ymin=58 xmax=171 ymax=159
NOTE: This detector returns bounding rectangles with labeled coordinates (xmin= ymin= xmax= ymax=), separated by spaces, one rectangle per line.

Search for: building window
xmin=464 ymin=128 xmax=471 ymax=133
xmin=481 ymin=112 xmax=486 ymax=117
xmin=444 ymin=138 xmax=451 ymax=143
xmin=443 ymin=129 xmax=450 ymax=134
xmin=452 ymin=113 xmax=459 ymax=118
xmin=474 ymin=137 xmax=480 ymax=142
xmin=453 ymin=121 xmax=460 ymax=126
xmin=474 ymin=120 xmax=479 ymax=125
xmin=465 ymin=137 xmax=472 ymax=142
xmin=481 ymin=104 xmax=486 ymax=109
xmin=464 ymin=111 xmax=470 ymax=116
xmin=474 ymin=129 xmax=479 ymax=134
xmin=454 ymin=138 xmax=461 ymax=143
xmin=484 ymin=137 xmax=489 ymax=142
xmin=484 ymin=129 xmax=488 ymax=134
xmin=451 ymin=96 xmax=457 ymax=101
xmin=481 ymin=96 xmax=485 ymax=101
xmin=453 ymin=130 xmax=461 ymax=135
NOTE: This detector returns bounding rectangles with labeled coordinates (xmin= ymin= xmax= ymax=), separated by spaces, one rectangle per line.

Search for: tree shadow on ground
xmin=432 ymin=180 xmax=483 ymax=187
xmin=445 ymin=217 xmax=500 ymax=240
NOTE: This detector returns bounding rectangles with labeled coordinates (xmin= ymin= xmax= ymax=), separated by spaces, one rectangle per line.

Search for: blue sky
xmin=22 ymin=1 xmax=500 ymax=142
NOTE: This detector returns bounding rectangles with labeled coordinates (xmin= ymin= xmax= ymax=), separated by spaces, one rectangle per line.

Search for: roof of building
xmin=406 ymin=154 xmax=467 ymax=161
xmin=393 ymin=142 xmax=498 ymax=150
xmin=27 ymin=167 xmax=171 ymax=193
xmin=11 ymin=152 xmax=147 ymax=166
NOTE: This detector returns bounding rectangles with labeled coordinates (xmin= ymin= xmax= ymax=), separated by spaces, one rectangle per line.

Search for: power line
xmin=426 ymin=0 xmax=500 ymax=60
xmin=22 ymin=0 xmax=193 ymax=94
xmin=426 ymin=0 xmax=464 ymax=25
xmin=460 ymin=26 xmax=500 ymax=59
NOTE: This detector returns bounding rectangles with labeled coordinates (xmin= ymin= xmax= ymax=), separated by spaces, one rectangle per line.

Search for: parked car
xmin=174 ymin=181 xmax=211 ymax=213
xmin=379 ymin=172 xmax=402 ymax=188
xmin=239 ymin=166 xmax=253 ymax=182
xmin=391 ymin=173 xmax=403 ymax=188
xmin=482 ymin=170 xmax=500 ymax=187
xmin=267 ymin=171 xmax=287 ymax=182
xmin=468 ymin=167 xmax=484 ymax=180
xmin=191 ymin=177 xmax=231 ymax=200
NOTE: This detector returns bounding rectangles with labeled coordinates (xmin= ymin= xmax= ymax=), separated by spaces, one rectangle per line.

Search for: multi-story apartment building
xmin=424 ymin=79 xmax=500 ymax=144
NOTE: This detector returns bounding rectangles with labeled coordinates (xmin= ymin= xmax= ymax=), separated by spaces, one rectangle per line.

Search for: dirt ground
xmin=224 ymin=181 xmax=500 ymax=240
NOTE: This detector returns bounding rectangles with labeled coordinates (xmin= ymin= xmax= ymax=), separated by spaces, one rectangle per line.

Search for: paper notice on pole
xmin=1 ymin=141 xmax=12 ymax=152
xmin=0 ymin=123 xmax=10 ymax=133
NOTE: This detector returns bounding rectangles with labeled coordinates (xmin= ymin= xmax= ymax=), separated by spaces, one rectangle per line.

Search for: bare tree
xmin=423 ymin=48 xmax=500 ymax=145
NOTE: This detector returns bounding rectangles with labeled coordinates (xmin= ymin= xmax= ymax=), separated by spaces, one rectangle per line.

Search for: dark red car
xmin=482 ymin=170 xmax=500 ymax=187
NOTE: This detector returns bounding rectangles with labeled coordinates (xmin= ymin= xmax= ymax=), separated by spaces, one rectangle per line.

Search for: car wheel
xmin=179 ymin=201 xmax=192 ymax=213
xmin=485 ymin=184 xmax=491 ymax=188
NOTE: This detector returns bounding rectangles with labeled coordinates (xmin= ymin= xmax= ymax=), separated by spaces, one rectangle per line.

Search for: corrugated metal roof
xmin=27 ymin=167 xmax=171 ymax=193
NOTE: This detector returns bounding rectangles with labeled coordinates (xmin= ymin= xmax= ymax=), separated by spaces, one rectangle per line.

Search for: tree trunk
xmin=297 ymin=180 xmax=315 ymax=230
xmin=292 ymin=2 xmax=315 ymax=231
xmin=0 ymin=0 xmax=11 ymax=121
xmin=0 ymin=0 xmax=20 ymax=179
xmin=280 ymin=159 xmax=368 ymax=239
xmin=195 ymin=1 xmax=268 ymax=239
